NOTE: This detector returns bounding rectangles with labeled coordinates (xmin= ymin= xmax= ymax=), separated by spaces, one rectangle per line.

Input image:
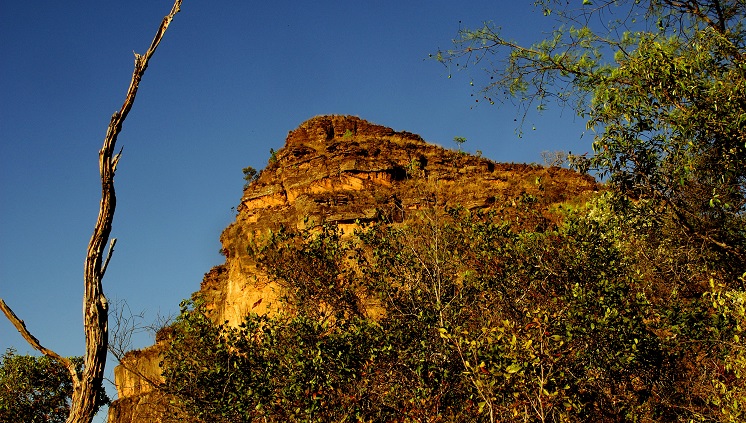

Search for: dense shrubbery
xmin=160 ymin=194 xmax=745 ymax=422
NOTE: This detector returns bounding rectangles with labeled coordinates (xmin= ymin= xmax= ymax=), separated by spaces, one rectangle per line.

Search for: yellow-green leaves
xmin=505 ymin=363 xmax=522 ymax=374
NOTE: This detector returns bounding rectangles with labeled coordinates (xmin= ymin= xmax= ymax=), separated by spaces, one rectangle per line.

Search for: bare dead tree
xmin=0 ymin=2 xmax=182 ymax=422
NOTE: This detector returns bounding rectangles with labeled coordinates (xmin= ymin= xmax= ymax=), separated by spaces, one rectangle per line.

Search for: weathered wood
xmin=0 ymin=2 xmax=182 ymax=423
xmin=0 ymin=299 xmax=76 ymax=375
xmin=68 ymin=3 xmax=182 ymax=421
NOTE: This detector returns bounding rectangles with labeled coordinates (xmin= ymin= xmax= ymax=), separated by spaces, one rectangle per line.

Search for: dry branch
xmin=0 ymin=299 xmax=76 ymax=374
xmin=0 ymin=2 xmax=182 ymax=423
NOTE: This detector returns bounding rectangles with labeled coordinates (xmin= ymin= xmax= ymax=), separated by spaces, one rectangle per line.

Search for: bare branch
xmin=104 ymin=298 xmax=179 ymax=416
xmin=100 ymin=238 xmax=117 ymax=279
xmin=108 ymin=299 xmax=173 ymax=361
xmin=0 ymin=299 xmax=77 ymax=378
xmin=111 ymin=147 xmax=123 ymax=174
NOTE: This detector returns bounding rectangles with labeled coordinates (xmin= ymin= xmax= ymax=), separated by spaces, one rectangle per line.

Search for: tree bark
xmin=0 ymin=2 xmax=182 ymax=423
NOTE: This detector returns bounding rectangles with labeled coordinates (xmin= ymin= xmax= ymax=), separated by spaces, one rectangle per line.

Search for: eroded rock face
xmin=215 ymin=115 xmax=596 ymax=326
xmin=108 ymin=115 xmax=598 ymax=422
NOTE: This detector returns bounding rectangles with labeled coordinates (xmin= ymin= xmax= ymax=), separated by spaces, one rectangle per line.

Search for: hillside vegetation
xmin=159 ymin=187 xmax=744 ymax=422
xmin=112 ymin=1 xmax=745 ymax=421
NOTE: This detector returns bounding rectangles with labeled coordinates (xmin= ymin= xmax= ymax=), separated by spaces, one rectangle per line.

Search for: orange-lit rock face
xmin=216 ymin=115 xmax=597 ymax=327
xmin=109 ymin=115 xmax=598 ymax=422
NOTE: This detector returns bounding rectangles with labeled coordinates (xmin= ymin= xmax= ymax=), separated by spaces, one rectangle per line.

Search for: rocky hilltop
xmin=108 ymin=115 xmax=598 ymax=422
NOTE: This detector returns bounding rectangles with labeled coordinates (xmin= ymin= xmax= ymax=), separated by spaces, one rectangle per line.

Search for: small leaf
xmin=506 ymin=363 xmax=521 ymax=374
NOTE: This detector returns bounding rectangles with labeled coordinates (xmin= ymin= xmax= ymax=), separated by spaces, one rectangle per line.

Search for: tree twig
xmin=101 ymin=238 xmax=117 ymax=279
xmin=0 ymin=299 xmax=77 ymax=376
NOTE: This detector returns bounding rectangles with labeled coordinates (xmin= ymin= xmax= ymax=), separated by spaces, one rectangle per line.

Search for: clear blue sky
xmin=0 ymin=1 xmax=590 ymax=418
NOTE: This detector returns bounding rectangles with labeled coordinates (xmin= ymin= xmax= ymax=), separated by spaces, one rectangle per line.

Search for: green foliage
xmin=162 ymin=300 xmax=400 ymax=422
xmin=269 ymin=148 xmax=278 ymax=164
xmin=438 ymin=0 xmax=745 ymax=262
xmin=252 ymin=224 xmax=366 ymax=320
xmin=436 ymin=6 xmax=746 ymax=414
xmin=453 ymin=136 xmax=467 ymax=152
xmin=242 ymin=166 xmax=258 ymax=189
xmin=0 ymin=349 xmax=108 ymax=423
xmin=160 ymin=199 xmax=745 ymax=422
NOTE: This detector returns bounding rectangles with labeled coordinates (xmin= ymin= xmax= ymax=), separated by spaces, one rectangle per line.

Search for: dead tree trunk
xmin=0 ymin=2 xmax=182 ymax=423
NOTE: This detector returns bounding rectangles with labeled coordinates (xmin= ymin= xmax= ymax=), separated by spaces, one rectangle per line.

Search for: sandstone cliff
xmin=108 ymin=115 xmax=598 ymax=422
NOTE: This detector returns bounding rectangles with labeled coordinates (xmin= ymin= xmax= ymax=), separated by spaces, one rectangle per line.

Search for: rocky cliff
xmin=108 ymin=115 xmax=598 ymax=422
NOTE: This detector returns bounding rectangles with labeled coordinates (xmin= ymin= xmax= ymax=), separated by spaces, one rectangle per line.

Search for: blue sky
xmin=0 ymin=1 xmax=591 ymax=418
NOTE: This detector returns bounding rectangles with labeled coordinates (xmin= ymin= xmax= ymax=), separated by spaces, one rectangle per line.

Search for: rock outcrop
xmin=108 ymin=115 xmax=598 ymax=422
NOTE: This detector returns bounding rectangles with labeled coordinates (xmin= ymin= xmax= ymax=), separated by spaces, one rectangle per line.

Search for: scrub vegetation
xmin=157 ymin=1 xmax=745 ymax=422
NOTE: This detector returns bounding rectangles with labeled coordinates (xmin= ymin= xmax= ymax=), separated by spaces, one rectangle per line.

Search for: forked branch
xmin=0 ymin=2 xmax=182 ymax=422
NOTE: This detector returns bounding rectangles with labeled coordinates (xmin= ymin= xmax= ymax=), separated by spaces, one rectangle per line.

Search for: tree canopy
xmin=0 ymin=349 xmax=108 ymax=423
xmin=439 ymin=0 xmax=745 ymax=264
